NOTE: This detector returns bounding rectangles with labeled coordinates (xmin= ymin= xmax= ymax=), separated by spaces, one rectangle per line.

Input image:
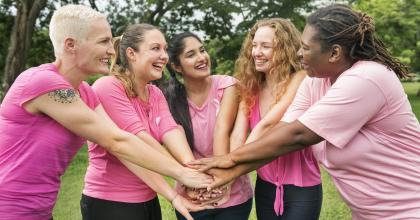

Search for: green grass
xmin=53 ymin=82 xmax=419 ymax=220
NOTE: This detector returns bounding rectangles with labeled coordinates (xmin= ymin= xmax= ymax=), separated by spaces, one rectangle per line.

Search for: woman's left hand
xmin=172 ymin=194 xmax=214 ymax=220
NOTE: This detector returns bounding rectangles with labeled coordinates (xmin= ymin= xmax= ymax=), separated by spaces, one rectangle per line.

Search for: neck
xmin=329 ymin=60 xmax=355 ymax=84
xmin=184 ymin=76 xmax=211 ymax=96
xmin=263 ymin=70 xmax=277 ymax=90
xmin=53 ymin=59 xmax=87 ymax=89
xmin=134 ymin=73 xmax=149 ymax=100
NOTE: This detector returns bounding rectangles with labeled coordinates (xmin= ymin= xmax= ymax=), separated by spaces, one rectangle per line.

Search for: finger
xmin=179 ymin=209 xmax=194 ymax=220
xmin=207 ymin=180 xmax=226 ymax=191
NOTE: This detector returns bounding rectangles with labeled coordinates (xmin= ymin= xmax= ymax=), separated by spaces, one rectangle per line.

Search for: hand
xmin=172 ymin=194 xmax=214 ymax=220
xmin=205 ymin=168 xmax=238 ymax=190
xmin=185 ymin=187 xmax=224 ymax=205
xmin=186 ymin=154 xmax=236 ymax=172
xmin=178 ymin=167 xmax=213 ymax=188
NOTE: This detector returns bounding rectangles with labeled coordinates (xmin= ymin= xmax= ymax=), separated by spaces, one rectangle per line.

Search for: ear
xmin=171 ymin=63 xmax=183 ymax=74
xmin=125 ymin=47 xmax=136 ymax=62
xmin=63 ymin=38 xmax=76 ymax=54
xmin=329 ymin=44 xmax=342 ymax=63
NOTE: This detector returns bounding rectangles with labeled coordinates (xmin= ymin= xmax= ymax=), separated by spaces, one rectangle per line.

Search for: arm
xmin=162 ymin=128 xmax=196 ymax=165
xmin=24 ymin=89 xmax=212 ymax=188
xmin=213 ymin=85 xmax=239 ymax=155
xmin=245 ymin=70 xmax=306 ymax=144
xmin=188 ymin=120 xmax=323 ymax=171
xmin=229 ymin=101 xmax=249 ymax=151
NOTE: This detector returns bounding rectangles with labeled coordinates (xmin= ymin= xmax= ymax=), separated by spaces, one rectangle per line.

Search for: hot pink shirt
xmin=83 ymin=76 xmax=178 ymax=203
xmin=283 ymin=61 xmax=420 ymax=219
xmin=249 ymin=96 xmax=321 ymax=216
xmin=0 ymin=63 xmax=99 ymax=220
xmin=176 ymin=75 xmax=253 ymax=208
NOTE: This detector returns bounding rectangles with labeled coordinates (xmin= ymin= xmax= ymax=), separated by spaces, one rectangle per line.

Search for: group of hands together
xmin=171 ymin=155 xmax=237 ymax=220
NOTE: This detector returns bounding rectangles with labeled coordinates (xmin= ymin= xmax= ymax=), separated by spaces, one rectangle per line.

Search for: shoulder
xmin=92 ymin=76 xmax=124 ymax=92
xmin=212 ymin=74 xmax=237 ymax=90
xmin=148 ymin=84 xmax=166 ymax=99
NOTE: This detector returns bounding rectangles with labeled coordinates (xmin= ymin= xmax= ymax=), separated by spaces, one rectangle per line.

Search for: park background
xmin=0 ymin=0 xmax=418 ymax=219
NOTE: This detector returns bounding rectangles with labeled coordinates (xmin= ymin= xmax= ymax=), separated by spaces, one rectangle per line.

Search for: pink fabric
xmin=83 ymin=76 xmax=178 ymax=203
xmin=249 ymin=96 xmax=321 ymax=216
xmin=176 ymin=75 xmax=253 ymax=208
xmin=283 ymin=61 xmax=420 ymax=219
xmin=0 ymin=63 xmax=99 ymax=220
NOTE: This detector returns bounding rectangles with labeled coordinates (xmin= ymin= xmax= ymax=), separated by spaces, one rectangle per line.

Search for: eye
xmin=200 ymin=47 xmax=206 ymax=53
xmin=152 ymin=47 xmax=160 ymax=51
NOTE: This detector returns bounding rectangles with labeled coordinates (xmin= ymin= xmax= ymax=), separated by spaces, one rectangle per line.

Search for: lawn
xmin=53 ymin=82 xmax=419 ymax=220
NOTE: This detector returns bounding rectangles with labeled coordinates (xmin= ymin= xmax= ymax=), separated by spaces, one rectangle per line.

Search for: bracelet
xmin=170 ymin=193 xmax=179 ymax=204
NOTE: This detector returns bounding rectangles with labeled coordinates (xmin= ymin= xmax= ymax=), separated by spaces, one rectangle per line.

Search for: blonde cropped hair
xmin=49 ymin=4 xmax=106 ymax=57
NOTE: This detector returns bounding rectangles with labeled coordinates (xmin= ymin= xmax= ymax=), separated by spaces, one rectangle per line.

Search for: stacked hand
xmin=172 ymin=193 xmax=214 ymax=220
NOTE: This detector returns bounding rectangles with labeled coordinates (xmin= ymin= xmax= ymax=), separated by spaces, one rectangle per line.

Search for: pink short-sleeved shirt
xmin=83 ymin=76 xmax=178 ymax=203
xmin=176 ymin=75 xmax=253 ymax=208
xmin=283 ymin=61 xmax=420 ymax=219
xmin=249 ymin=96 xmax=321 ymax=216
xmin=0 ymin=63 xmax=100 ymax=220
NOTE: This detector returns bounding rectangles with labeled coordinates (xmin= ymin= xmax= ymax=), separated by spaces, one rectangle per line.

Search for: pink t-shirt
xmin=0 ymin=63 xmax=100 ymax=220
xmin=283 ymin=61 xmax=420 ymax=219
xmin=83 ymin=76 xmax=178 ymax=203
xmin=249 ymin=96 xmax=321 ymax=216
xmin=176 ymin=75 xmax=253 ymax=208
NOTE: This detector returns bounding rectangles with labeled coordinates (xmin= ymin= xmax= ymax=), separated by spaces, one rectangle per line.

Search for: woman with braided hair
xmin=189 ymin=4 xmax=420 ymax=219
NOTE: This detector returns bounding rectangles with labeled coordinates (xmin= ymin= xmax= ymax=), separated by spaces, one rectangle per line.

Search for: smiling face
xmin=176 ymin=37 xmax=211 ymax=79
xmin=75 ymin=17 xmax=115 ymax=75
xmin=251 ymin=26 xmax=275 ymax=74
xmin=298 ymin=25 xmax=332 ymax=78
xmin=130 ymin=29 xmax=169 ymax=82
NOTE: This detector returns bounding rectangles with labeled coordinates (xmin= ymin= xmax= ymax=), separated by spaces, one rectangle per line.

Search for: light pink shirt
xmin=0 ymin=64 xmax=99 ymax=220
xmin=83 ymin=76 xmax=178 ymax=203
xmin=283 ymin=61 xmax=420 ymax=219
xmin=176 ymin=75 xmax=253 ymax=208
xmin=249 ymin=96 xmax=321 ymax=216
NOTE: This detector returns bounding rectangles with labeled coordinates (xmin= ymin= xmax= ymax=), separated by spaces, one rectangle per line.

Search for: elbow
xmin=292 ymin=126 xmax=323 ymax=147
xmin=98 ymin=129 xmax=129 ymax=155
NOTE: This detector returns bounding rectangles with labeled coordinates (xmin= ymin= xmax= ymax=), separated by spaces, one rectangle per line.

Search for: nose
xmin=108 ymin=42 xmax=116 ymax=55
xmin=197 ymin=52 xmax=206 ymax=61
xmin=297 ymin=47 xmax=303 ymax=58
xmin=253 ymin=46 xmax=262 ymax=57
xmin=161 ymin=50 xmax=169 ymax=62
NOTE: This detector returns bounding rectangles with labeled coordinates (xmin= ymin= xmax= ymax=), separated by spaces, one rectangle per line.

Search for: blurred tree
xmin=353 ymin=0 xmax=420 ymax=73
xmin=2 ymin=0 xmax=48 ymax=95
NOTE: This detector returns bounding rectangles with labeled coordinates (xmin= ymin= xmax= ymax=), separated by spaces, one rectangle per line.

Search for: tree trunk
xmin=1 ymin=0 xmax=47 ymax=97
xmin=417 ymin=88 xmax=420 ymax=97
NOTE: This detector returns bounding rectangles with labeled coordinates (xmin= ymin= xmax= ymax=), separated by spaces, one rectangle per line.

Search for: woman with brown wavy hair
xmin=230 ymin=18 xmax=322 ymax=219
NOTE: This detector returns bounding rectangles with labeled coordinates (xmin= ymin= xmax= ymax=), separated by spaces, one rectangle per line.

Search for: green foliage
xmin=0 ymin=0 xmax=15 ymax=80
xmin=353 ymin=0 xmax=420 ymax=72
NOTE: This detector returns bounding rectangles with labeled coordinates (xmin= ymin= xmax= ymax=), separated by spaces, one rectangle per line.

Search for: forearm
xmin=245 ymin=123 xmax=272 ymax=144
xmin=213 ymin=126 xmax=230 ymax=156
xmin=230 ymin=120 xmax=322 ymax=164
xmin=163 ymin=128 xmax=195 ymax=164
xmin=106 ymin=131 xmax=184 ymax=180
xmin=120 ymin=159 xmax=177 ymax=202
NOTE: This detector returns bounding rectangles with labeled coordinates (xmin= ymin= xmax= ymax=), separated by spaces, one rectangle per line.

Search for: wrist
xmin=170 ymin=192 xmax=179 ymax=205
xmin=228 ymin=153 xmax=237 ymax=166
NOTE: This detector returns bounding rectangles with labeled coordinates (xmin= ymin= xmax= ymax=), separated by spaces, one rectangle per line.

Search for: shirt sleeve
xmin=20 ymin=70 xmax=72 ymax=106
xmin=298 ymin=74 xmax=386 ymax=148
xmin=281 ymin=76 xmax=312 ymax=123
xmin=215 ymin=75 xmax=237 ymax=100
xmin=151 ymin=86 xmax=178 ymax=141
xmin=92 ymin=76 xmax=146 ymax=135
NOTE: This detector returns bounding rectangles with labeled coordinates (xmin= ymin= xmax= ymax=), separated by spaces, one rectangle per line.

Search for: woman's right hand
xmin=178 ymin=167 xmax=213 ymax=189
xmin=186 ymin=154 xmax=236 ymax=172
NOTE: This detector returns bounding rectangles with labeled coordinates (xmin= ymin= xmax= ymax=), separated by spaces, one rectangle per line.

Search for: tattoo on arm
xmin=48 ymin=89 xmax=79 ymax=103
